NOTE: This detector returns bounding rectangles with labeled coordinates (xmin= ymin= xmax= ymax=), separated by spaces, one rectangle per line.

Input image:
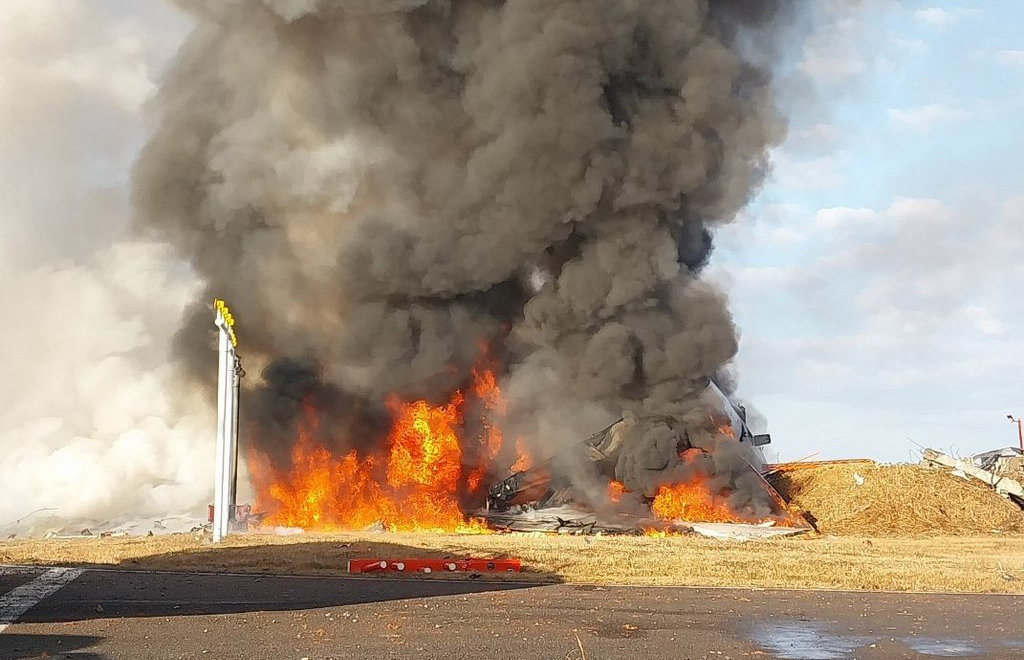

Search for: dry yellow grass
xmin=770 ymin=463 xmax=1024 ymax=536
xmin=3 ymin=530 xmax=1022 ymax=594
xmin=5 ymin=463 xmax=1021 ymax=593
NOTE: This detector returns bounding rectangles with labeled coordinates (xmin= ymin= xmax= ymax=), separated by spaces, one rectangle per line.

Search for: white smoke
xmin=0 ymin=1 xmax=210 ymax=533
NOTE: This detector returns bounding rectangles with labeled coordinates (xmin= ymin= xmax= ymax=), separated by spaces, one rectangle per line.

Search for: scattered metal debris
xmin=687 ymin=523 xmax=808 ymax=542
xmin=973 ymin=447 xmax=1024 ymax=477
xmin=921 ymin=449 xmax=1024 ymax=508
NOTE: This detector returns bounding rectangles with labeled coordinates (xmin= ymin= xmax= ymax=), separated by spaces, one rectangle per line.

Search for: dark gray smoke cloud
xmin=133 ymin=0 xmax=791 ymax=508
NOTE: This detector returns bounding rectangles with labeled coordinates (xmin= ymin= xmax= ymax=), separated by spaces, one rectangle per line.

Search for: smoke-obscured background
xmin=2 ymin=0 xmax=1021 ymax=528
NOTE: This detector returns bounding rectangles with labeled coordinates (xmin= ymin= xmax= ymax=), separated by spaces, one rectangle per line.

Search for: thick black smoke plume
xmin=133 ymin=0 xmax=790 ymax=503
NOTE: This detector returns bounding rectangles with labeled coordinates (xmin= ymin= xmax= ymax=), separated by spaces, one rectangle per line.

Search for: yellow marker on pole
xmin=213 ymin=298 xmax=239 ymax=346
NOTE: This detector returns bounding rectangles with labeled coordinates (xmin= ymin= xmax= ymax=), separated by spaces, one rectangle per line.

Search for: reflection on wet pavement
xmin=749 ymin=621 xmax=874 ymax=659
xmin=901 ymin=637 xmax=982 ymax=657
xmin=749 ymin=621 xmax=1022 ymax=659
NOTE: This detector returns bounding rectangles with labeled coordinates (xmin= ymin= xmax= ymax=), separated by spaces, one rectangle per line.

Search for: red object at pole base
xmin=348 ymin=558 xmax=522 ymax=574
xmin=207 ymin=503 xmax=253 ymax=525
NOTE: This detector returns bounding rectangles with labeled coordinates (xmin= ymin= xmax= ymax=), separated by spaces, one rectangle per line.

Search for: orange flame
xmin=250 ymin=368 xmax=512 ymax=533
xmin=385 ymin=394 xmax=463 ymax=492
xmin=509 ymin=437 xmax=533 ymax=473
xmin=608 ymin=480 xmax=626 ymax=503
xmin=650 ymin=479 xmax=748 ymax=524
xmin=472 ymin=365 xmax=505 ymax=462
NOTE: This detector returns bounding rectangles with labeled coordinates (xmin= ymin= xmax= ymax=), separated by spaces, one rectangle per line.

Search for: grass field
xmin=3 ymin=531 xmax=1023 ymax=594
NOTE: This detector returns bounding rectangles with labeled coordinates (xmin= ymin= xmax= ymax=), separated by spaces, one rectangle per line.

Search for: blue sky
xmin=712 ymin=1 xmax=1024 ymax=461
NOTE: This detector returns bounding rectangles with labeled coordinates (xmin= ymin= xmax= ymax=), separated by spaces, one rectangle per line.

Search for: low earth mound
xmin=770 ymin=463 xmax=1024 ymax=536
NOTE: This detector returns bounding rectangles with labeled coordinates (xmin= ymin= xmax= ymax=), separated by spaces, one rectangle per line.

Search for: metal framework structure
xmin=213 ymin=299 xmax=241 ymax=543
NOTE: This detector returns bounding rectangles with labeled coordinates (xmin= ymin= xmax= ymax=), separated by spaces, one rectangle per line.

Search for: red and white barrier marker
xmin=347 ymin=558 xmax=522 ymax=574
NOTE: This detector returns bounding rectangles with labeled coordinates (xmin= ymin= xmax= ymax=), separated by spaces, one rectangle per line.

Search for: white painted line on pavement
xmin=0 ymin=567 xmax=83 ymax=633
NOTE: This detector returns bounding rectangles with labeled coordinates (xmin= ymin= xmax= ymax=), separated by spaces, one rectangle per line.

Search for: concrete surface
xmin=1 ymin=565 xmax=1023 ymax=659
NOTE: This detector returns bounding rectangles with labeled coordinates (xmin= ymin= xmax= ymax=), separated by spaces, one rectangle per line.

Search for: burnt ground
xmin=1 ymin=565 xmax=1023 ymax=660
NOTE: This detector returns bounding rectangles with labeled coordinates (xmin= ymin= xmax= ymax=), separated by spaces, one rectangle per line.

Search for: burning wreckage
xmin=241 ymin=370 xmax=810 ymax=539
xmin=480 ymin=382 xmax=808 ymax=537
xmin=131 ymin=1 xmax=814 ymax=540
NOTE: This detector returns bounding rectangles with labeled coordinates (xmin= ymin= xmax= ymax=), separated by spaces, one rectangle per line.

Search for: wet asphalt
xmin=1 ymin=565 xmax=1023 ymax=660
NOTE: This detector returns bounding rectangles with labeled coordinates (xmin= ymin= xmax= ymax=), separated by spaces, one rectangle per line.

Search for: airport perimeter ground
xmin=4 ymin=565 xmax=1024 ymax=660
xmin=3 ymin=530 xmax=1023 ymax=594
xmin=5 ymin=532 xmax=1024 ymax=659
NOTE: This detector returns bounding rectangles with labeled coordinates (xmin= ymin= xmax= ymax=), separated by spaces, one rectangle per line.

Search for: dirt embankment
xmin=770 ymin=463 xmax=1024 ymax=536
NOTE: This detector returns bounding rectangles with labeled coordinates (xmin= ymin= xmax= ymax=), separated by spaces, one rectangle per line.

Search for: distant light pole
xmin=1008 ymin=415 xmax=1024 ymax=452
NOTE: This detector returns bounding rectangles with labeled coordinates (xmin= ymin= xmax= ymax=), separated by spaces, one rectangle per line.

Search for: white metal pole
xmin=213 ymin=309 xmax=231 ymax=542
xmin=219 ymin=347 xmax=237 ymax=540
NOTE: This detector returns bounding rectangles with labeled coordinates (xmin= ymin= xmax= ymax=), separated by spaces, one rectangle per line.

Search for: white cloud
xmin=785 ymin=122 xmax=843 ymax=154
xmin=725 ymin=191 xmax=1024 ymax=460
xmin=995 ymin=49 xmax=1024 ymax=69
xmin=770 ymin=152 xmax=846 ymax=191
xmin=989 ymin=195 xmax=1024 ymax=249
xmin=814 ymin=206 xmax=878 ymax=230
xmin=795 ymin=4 xmax=952 ymax=87
xmin=962 ymin=305 xmax=1007 ymax=336
xmin=887 ymin=103 xmax=970 ymax=131
xmin=833 ymin=195 xmax=1012 ymax=333
xmin=799 ymin=44 xmax=867 ymax=85
xmin=799 ymin=51 xmax=867 ymax=84
xmin=913 ymin=7 xmax=957 ymax=26
xmin=717 ymin=264 xmax=797 ymax=295
xmin=912 ymin=7 xmax=979 ymax=28
xmin=797 ymin=10 xmax=872 ymax=85
xmin=883 ymin=196 xmax=955 ymax=226
xmin=888 ymin=37 xmax=929 ymax=57
xmin=760 ymin=226 xmax=808 ymax=247
xmin=720 ymin=3 xmax=1021 ymax=462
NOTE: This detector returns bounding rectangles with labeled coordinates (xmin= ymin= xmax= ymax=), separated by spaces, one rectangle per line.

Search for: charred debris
xmin=479 ymin=381 xmax=812 ymax=538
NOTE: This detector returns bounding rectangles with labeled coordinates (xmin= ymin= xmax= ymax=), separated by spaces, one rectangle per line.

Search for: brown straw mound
xmin=770 ymin=463 xmax=1024 ymax=536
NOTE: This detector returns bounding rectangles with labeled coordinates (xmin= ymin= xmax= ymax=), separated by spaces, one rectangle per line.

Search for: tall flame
xmin=249 ymin=366 xmax=520 ymax=533
xmin=474 ymin=368 xmax=504 ymax=456
xmin=386 ymin=394 xmax=463 ymax=493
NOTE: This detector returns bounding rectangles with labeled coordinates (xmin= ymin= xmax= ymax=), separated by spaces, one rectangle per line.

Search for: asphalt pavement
xmin=1 ymin=565 xmax=1022 ymax=659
